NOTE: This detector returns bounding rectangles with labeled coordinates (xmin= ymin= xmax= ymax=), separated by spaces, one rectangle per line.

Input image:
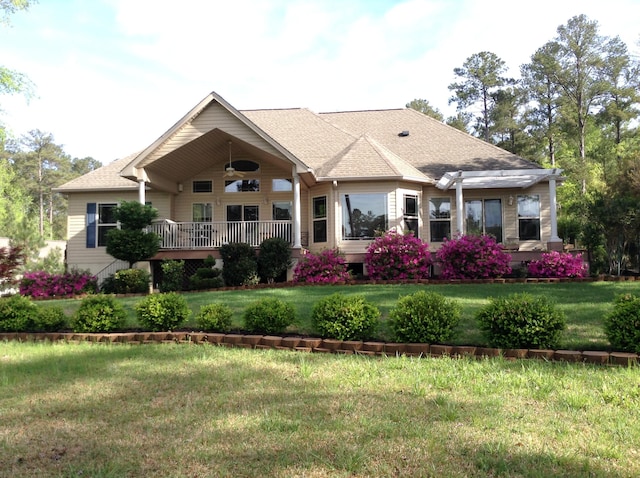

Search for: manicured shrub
xmin=160 ymin=259 xmax=185 ymax=292
xmin=113 ymin=269 xmax=150 ymax=294
xmin=220 ymin=243 xmax=258 ymax=287
xmin=365 ymin=230 xmax=432 ymax=280
xmin=135 ymin=292 xmax=191 ymax=331
xmin=0 ymin=294 xmax=38 ymax=332
xmin=195 ymin=303 xmax=233 ymax=332
xmin=476 ymin=293 xmax=566 ymax=349
xmin=33 ymin=306 xmax=68 ymax=332
xmin=389 ymin=291 xmax=461 ymax=343
xmin=20 ymin=270 xmax=98 ymax=298
xmin=72 ymin=295 xmax=127 ymax=333
xmin=243 ymin=297 xmax=296 ymax=334
xmin=604 ymin=294 xmax=640 ymax=353
xmin=258 ymin=237 xmax=292 ymax=283
xmin=436 ymin=234 xmax=512 ymax=279
xmin=311 ymin=293 xmax=379 ymax=341
xmin=293 ymin=249 xmax=350 ymax=284
xmin=527 ymin=251 xmax=587 ymax=278
xmin=189 ymin=256 xmax=224 ymax=290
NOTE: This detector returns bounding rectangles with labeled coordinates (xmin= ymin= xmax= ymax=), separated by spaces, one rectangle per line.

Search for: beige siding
xmin=66 ymin=191 xmax=173 ymax=275
xmin=143 ymin=102 xmax=282 ymax=165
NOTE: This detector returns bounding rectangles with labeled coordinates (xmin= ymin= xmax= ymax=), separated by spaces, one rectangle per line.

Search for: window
xmin=313 ymin=196 xmax=327 ymax=243
xmin=465 ymin=199 xmax=503 ymax=241
xmin=225 ymin=159 xmax=259 ymax=174
xmin=341 ymin=193 xmax=388 ymax=240
xmin=272 ymin=201 xmax=292 ymax=220
xmin=97 ymin=203 xmax=117 ymax=247
xmin=429 ymin=197 xmax=451 ymax=242
xmin=192 ymin=180 xmax=212 ymax=193
xmin=192 ymin=203 xmax=212 ymax=222
xmin=403 ymin=194 xmax=419 ymax=235
xmin=518 ymin=195 xmax=540 ymax=240
xmin=225 ymin=179 xmax=260 ymax=192
xmin=273 ymin=201 xmax=292 ymax=243
xmin=272 ymin=179 xmax=292 ymax=192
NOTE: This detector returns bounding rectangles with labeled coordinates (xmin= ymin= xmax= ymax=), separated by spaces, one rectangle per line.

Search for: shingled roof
xmin=57 ymin=92 xmax=543 ymax=191
xmin=54 ymin=154 xmax=139 ymax=192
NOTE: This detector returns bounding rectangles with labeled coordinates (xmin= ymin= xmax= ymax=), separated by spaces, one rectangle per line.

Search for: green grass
xmin=1 ymin=342 xmax=639 ymax=477
xmin=41 ymin=281 xmax=640 ymax=350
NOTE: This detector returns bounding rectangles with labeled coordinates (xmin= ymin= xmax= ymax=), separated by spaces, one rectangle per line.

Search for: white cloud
xmin=1 ymin=0 xmax=639 ymax=164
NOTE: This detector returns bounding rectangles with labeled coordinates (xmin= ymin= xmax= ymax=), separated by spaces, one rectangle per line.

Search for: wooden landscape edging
xmin=1 ymin=332 xmax=637 ymax=367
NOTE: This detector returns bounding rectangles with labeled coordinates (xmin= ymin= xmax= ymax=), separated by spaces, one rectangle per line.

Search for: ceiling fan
xmin=223 ymin=166 xmax=245 ymax=178
xmin=223 ymin=140 xmax=246 ymax=178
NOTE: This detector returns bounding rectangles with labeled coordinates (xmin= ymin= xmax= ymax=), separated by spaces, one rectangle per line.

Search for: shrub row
xmin=294 ymin=231 xmax=585 ymax=283
xmin=3 ymin=289 xmax=636 ymax=353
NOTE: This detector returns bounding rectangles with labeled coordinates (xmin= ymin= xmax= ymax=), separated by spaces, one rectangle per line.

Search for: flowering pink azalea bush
xmin=436 ymin=235 xmax=512 ymax=280
xmin=293 ymin=249 xmax=350 ymax=284
xmin=527 ymin=251 xmax=587 ymax=278
xmin=365 ymin=230 xmax=432 ymax=280
xmin=20 ymin=270 xmax=98 ymax=298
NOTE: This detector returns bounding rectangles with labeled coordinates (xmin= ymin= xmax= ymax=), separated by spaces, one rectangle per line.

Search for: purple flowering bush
xmin=20 ymin=270 xmax=98 ymax=298
xmin=365 ymin=231 xmax=432 ymax=280
xmin=527 ymin=251 xmax=587 ymax=278
xmin=436 ymin=235 xmax=512 ymax=280
xmin=293 ymin=249 xmax=350 ymax=284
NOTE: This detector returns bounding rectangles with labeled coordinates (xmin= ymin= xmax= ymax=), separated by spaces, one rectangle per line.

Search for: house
xmin=55 ymin=91 xmax=564 ymax=282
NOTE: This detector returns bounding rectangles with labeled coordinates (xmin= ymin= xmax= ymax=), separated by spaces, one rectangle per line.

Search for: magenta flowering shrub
xmin=365 ymin=231 xmax=432 ymax=280
xmin=527 ymin=251 xmax=587 ymax=278
xmin=20 ymin=270 xmax=98 ymax=298
xmin=293 ymin=249 xmax=350 ymax=284
xmin=436 ymin=235 xmax=512 ymax=279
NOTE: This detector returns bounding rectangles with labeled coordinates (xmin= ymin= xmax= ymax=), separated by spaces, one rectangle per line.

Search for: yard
xmin=3 ymin=281 xmax=640 ymax=476
xmin=1 ymin=341 xmax=639 ymax=477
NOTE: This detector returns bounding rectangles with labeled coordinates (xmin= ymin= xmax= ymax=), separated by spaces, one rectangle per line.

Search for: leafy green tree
xmin=106 ymin=201 xmax=160 ymax=268
xmin=6 ymin=131 xmax=100 ymax=240
xmin=521 ymin=42 xmax=563 ymax=166
xmin=547 ymin=15 xmax=613 ymax=193
xmin=405 ymin=98 xmax=444 ymax=121
xmin=0 ymin=0 xmax=36 ymax=25
xmin=448 ymin=51 xmax=513 ymax=142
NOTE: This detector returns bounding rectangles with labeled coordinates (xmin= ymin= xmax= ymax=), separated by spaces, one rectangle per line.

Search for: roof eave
xmin=120 ymin=91 xmax=312 ymax=181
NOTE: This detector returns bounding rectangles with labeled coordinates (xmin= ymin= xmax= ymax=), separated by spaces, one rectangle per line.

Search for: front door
xmin=227 ymin=205 xmax=259 ymax=245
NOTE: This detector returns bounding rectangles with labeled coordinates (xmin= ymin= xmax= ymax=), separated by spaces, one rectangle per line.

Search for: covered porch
xmin=149 ymin=219 xmax=294 ymax=249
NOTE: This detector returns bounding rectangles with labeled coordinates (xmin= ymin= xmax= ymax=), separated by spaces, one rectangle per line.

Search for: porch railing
xmin=148 ymin=220 xmax=293 ymax=249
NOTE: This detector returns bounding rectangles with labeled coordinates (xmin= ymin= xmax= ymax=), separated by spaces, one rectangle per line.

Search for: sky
xmin=1 ymin=0 xmax=639 ymax=164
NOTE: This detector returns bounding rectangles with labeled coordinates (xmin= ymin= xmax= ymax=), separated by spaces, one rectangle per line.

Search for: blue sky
xmin=1 ymin=0 xmax=639 ymax=164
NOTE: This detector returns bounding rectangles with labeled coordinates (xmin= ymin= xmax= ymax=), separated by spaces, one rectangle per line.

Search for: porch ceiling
xmin=142 ymin=128 xmax=301 ymax=186
xmin=435 ymin=168 xmax=563 ymax=190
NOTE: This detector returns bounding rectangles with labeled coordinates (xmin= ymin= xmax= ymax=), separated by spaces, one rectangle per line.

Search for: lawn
xmin=1 ymin=342 xmax=639 ymax=477
xmin=42 ymin=281 xmax=640 ymax=351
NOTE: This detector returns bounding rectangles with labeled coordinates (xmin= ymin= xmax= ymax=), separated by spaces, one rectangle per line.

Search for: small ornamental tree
xmin=293 ymin=249 xmax=350 ymax=284
xmin=365 ymin=230 xmax=432 ymax=280
xmin=436 ymin=235 xmax=512 ymax=279
xmin=0 ymin=245 xmax=25 ymax=291
xmin=106 ymin=201 xmax=161 ymax=268
xmin=258 ymin=237 xmax=291 ymax=283
xmin=527 ymin=251 xmax=587 ymax=278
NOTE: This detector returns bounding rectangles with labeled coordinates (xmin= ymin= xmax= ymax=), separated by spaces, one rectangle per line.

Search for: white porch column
xmin=138 ymin=179 xmax=146 ymax=204
xmin=548 ymin=174 xmax=561 ymax=243
xmin=455 ymin=178 xmax=464 ymax=235
xmin=292 ymin=172 xmax=302 ymax=248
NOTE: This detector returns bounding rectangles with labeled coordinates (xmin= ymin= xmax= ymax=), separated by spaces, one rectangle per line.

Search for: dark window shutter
xmin=86 ymin=203 xmax=97 ymax=248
